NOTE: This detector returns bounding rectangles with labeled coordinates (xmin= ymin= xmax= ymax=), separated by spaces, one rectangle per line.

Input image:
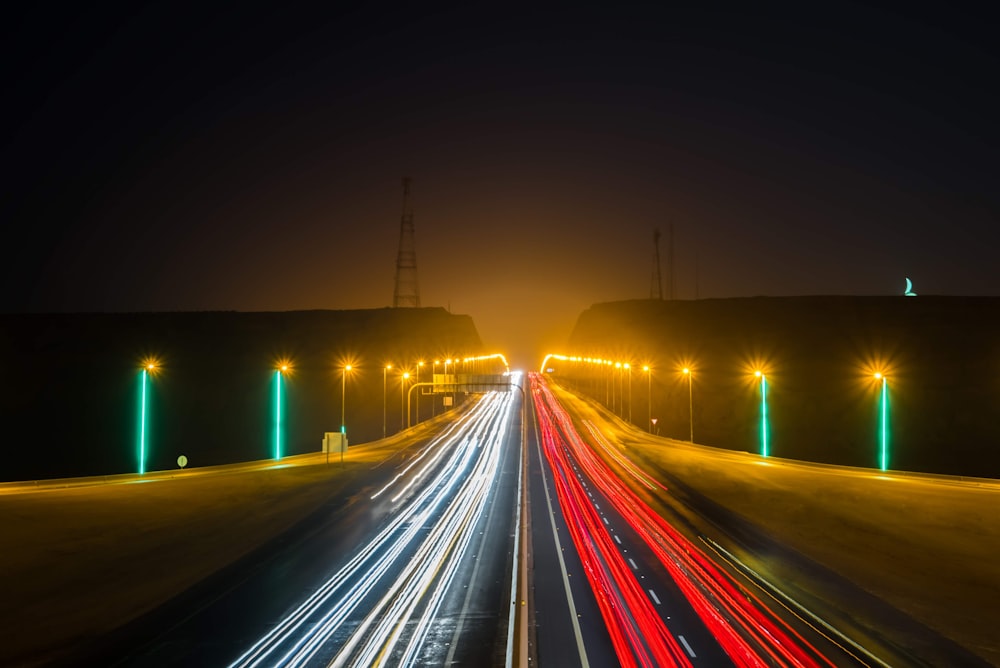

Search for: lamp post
xmin=643 ymin=365 xmax=651 ymax=433
xmin=275 ymin=364 xmax=289 ymax=460
xmin=875 ymin=372 xmax=889 ymax=471
xmin=444 ymin=359 xmax=453 ymax=408
xmin=401 ymin=371 xmax=410 ymax=431
xmin=340 ymin=364 xmax=352 ymax=466
xmin=614 ymin=362 xmax=622 ymax=415
xmin=682 ymin=367 xmax=693 ymax=442
xmin=383 ymin=364 xmax=392 ymax=439
xmin=432 ymin=360 xmax=440 ymax=416
xmin=624 ymin=363 xmax=632 ymax=423
xmin=137 ymin=361 xmax=157 ymax=475
xmin=755 ymin=370 xmax=768 ymax=457
xmin=416 ymin=361 xmax=425 ymax=424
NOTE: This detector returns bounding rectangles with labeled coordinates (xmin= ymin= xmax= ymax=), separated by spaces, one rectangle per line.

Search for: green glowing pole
xmin=138 ymin=369 xmax=148 ymax=475
xmin=760 ymin=374 xmax=769 ymax=458
xmin=274 ymin=370 xmax=283 ymax=460
xmin=879 ymin=377 xmax=889 ymax=471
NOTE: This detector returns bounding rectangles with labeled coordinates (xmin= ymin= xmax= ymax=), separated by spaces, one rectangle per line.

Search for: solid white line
xmin=648 ymin=589 xmax=661 ymax=605
xmin=699 ymin=536 xmax=891 ymax=668
xmin=628 ymin=558 xmax=638 ymax=569
xmin=678 ymin=635 xmax=696 ymax=658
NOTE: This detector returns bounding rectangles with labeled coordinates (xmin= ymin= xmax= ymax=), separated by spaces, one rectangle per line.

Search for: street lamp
xmin=874 ymin=372 xmax=890 ymax=471
xmin=432 ymin=360 xmax=440 ymax=416
xmin=614 ymin=362 xmax=622 ymax=415
xmin=275 ymin=363 xmax=290 ymax=460
xmin=643 ymin=365 xmax=652 ymax=433
xmin=383 ymin=364 xmax=392 ymax=439
xmin=401 ymin=371 xmax=411 ymax=431
xmin=682 ymin=367 xmax=693 ymax=442
xmin=416 ymin=361 xmax=425 ymax=424
xmin=755 ymin=370 xmax=768 ymax=457
xmin=340 ymin=364 xmax=352 ymax=466
xmin=137 ymin=360 xmax=157 ymax=475
xmin=444 ymin=359 xmax=453 ymax=407
xmin=624 ymin=363 xmax=632 ymax=423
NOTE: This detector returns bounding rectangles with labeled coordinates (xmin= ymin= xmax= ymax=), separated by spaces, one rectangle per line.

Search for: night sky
xmin=4 ymin=3 xmax=998 ymax=367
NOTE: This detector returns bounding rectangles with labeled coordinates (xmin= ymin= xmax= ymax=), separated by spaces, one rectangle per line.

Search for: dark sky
xmin=4 ymin=2 xmax=998 ymax=367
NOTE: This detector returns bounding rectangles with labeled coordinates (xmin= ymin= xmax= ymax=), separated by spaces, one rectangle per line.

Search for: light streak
xmin=230 ymin=391 xmax=516 ymax=668
xmin=532 ymin=373 xmax=833 ymax=667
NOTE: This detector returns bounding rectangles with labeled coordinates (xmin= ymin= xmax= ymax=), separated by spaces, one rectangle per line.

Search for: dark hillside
xmin=0 ymin=308 xmax=481 ymax=481
xmin=562 ymin=297 xmax=1000 ymax=478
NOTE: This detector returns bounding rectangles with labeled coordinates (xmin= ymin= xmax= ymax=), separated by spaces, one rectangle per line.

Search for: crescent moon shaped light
xmin=904 ymin=277 xmax=917 ymax=297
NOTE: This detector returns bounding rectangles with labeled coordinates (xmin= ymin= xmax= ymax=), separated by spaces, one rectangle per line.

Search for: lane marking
xmin=678 ymin=635 xmax=696 ymax=658
xmin=700 ymin=536 xmax=891 ymax=668
xmin=648 ymin=589 xmax=661 ymax=605
xmin=628 ymin=558 xmax=638 ymax=569
xmin=613 ymin=534 xmax=622 ymax=545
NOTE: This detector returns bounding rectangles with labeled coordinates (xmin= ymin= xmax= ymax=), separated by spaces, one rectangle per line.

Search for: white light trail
xmin=230 ymin=391 xmax=515 ymax=668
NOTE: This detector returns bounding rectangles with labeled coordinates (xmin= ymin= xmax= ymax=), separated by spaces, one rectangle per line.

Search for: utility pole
xmin=393 ymin=177 xmax=421 ymax=307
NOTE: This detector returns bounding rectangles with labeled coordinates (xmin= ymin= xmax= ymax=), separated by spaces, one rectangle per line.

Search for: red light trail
xmin=531 ymin=372 xmax=833 ymax=667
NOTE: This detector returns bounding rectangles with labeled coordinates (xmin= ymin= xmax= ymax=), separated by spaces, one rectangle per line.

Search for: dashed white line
xmin=613 ymin=534 xmax=621 ymax=544
xmin=628 ymin=558 xmax=638 ymax=569
xmin=678 ymin=634 xmax=696 ymax=658
xmin=602 ymin=516 xmax=609 ymax=525
xmin=648 ymin=589 xmax=661 ymax=605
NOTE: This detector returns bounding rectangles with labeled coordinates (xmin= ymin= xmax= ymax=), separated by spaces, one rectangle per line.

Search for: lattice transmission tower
xmin=392 ymin=177 xmax=421 ymax=308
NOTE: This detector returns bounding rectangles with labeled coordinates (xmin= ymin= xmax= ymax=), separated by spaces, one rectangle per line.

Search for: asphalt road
xmin=61 ymin=390 xmax=522 ymax=667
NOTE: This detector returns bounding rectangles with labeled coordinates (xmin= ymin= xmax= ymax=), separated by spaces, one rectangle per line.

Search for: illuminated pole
xmin=432 ymin=360 xmax=439 ymax=416
xmin=614 ymin=362 xmax=622 ymax=416
xmin=625 ymin=363 xmax=632 ymax=423
xmin=643 ymin=365 xmax=651 ymax=433
xmin=275 ymin=364 xmax=289 ymax=460
xmin=755 ymin=370 xmax=768 ymax=457
xmin=416 ymin=361 xmax=424 ymax=424
xmin=875 ymin=372 xmax=890 ymax=471
xmin=445 ymin=359 xmax=453 ymax=407
xmin=401 ymin=372 xmax=410 ymax=431
xmin=137 ymin=362 xmax=156 ymax=474
xmin=383 ymin=364 xmax=392 ymax=439
xmin=341 ymin=364 xmax=352 ymax=466
xmin=683 ymin=367 xmax=693 ymax=442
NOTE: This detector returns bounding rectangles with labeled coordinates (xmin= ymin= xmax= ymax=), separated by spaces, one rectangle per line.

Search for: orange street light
xmin=682 ymin=367 xmax=693 ymax=442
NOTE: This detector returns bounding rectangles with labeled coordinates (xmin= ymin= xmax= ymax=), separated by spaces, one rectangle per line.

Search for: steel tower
xmin=393 ymin=177 xmax=421 ymax=308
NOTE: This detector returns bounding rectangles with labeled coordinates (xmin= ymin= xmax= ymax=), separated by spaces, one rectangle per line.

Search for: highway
xmin=527 ymin=372 xmax=868 ymax=667
xmin=23 ymin=371 xmax=995 ymax=667
xmin=69 ymin=387 xmax=523 ymax=667
xmin=532 ymin=374 xmax=994 ymax=667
